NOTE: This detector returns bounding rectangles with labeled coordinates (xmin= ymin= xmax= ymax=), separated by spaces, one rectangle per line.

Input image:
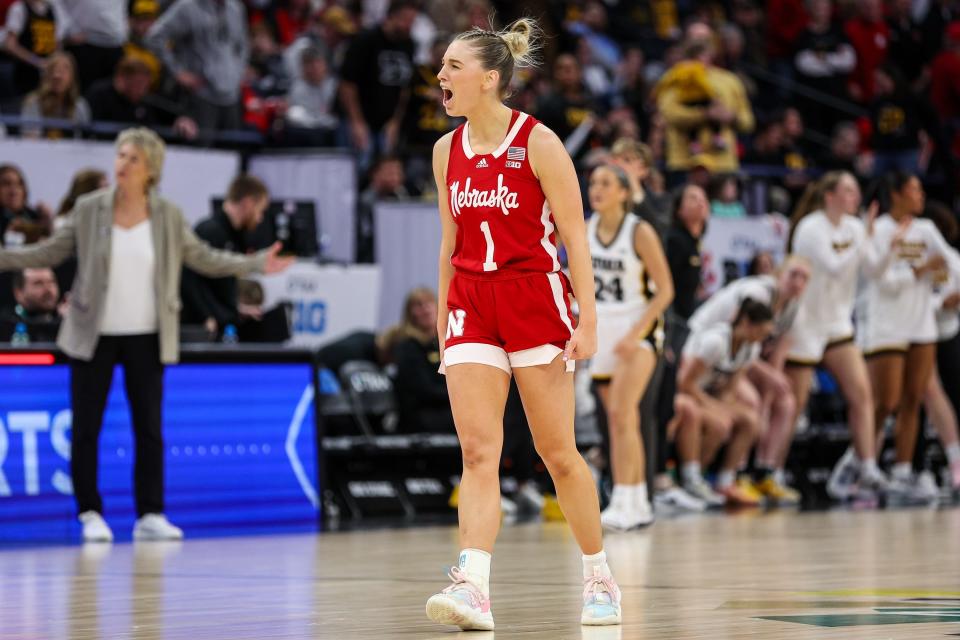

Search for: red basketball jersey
xmin=446 ymin=110 xmax=561 ymax=278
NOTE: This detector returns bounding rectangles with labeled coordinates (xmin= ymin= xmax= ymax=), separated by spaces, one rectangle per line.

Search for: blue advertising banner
xmin=0 ymin=363 xmax=319 ymax=543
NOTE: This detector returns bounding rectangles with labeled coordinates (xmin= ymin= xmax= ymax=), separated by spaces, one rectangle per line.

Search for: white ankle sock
xmin=716 ymin=470 xmax=735 ymax=489
xmin=945 ymin=443 xmax=960 ymax=465
xmin=772 ymin=469 xmax=786 ymax=486
xmin=458 ymin=548 xmax=491 ymax=597
xmin=681 ymin=462 xmax=701 ymax=485
xmin=892 ymin=462 xmax=912 ymax=480
xmin=609 ymin=484 xmax=629 ymax=510
xmin=582 ymin=550 xmax=612 ymax=579
xmin=858 ymin=457 xmax=879 ymax=475
xmin=635 ymin=483 xmax=649 ymax=507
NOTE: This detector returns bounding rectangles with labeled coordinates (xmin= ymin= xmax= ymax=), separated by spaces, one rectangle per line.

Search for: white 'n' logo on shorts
xmin=446 ymin=309 xmax=466 ymax=339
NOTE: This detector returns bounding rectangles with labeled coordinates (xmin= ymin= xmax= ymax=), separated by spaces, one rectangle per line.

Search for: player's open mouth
xmin=442 ymin=88 xmax=453 ymax=107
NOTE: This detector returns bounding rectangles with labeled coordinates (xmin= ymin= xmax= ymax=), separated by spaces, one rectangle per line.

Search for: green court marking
xmin=759 ymin=608 xmax=960 ymax=628
xmin=758 ymin=613 xmax=960 ymax=627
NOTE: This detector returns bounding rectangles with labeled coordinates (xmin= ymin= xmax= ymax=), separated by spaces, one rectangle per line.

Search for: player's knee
xmin=674 ymin=395 xmax=700 ymax=424
xmin=605 ymin=404 xmax=628 ymax=433
xmin=740 ymin=411 xmax=762 ymax=439
xmin=537 ymin=445 xmax=580 ymax=479
xmin=708 ymin=417 xmax=734 ymax=441
xmin=460 ymin=436 xmax=499 ymax=472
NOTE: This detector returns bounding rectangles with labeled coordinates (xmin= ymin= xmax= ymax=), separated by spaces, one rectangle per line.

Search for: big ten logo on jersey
xmin=449 ymin=175 xmax=519 ymax=217
xmin=446 ymin=309 xmax=466 ymax=339
xmin=0 ymin=410 xmax=73 ymax=497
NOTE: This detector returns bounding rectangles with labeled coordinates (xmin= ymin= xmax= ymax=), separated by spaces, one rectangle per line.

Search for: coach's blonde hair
xmin=115 ymin=127 xmax=166 ymax=190
xmin=455 ymin=17 xmax=543 ymax=98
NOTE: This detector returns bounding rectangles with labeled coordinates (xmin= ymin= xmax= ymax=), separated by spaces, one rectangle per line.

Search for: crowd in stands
xmin=1 ymin=0 xmax=960 ymax=518
xmin=0 ymin=0 xmax=956 ymax=208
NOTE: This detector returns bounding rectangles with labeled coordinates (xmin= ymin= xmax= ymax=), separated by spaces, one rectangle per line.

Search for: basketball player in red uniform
xmin=424 ymin=18 xmax=622 ymax=631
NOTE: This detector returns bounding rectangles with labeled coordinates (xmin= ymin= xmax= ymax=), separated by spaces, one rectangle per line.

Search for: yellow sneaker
xmin=448 ymin=484 xmax=460 ymax=509
xmin=755 ymin=476 xmax=801 ymax=506
xmin=731 ymin=476 xmax=766 ymax=506
xmin=542 ymin=494 xmax=566 ymax=522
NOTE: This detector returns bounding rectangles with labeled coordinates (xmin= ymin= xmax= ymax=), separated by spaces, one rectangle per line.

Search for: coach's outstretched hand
xmin=264 ymin=242 xmax=296 ymax=274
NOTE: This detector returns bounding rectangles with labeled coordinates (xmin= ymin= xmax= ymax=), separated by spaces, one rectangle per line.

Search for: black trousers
xmin=71 ymin=334 xmax=165 ymax=517
xmin=656 ymin=317 xmax=691 ymax=475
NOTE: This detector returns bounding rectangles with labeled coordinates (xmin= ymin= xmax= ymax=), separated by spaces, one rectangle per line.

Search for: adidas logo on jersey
xmin=476 ymin=158 xmax=489 ymax=168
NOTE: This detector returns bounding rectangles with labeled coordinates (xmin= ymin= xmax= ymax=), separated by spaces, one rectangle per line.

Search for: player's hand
xmin=943 ymin=292 xmax=960 ymax=310
xmin=564 ymin=322 xmax=597 ymax=362
xmin=614 ymin=335 xmax=640 ymax=359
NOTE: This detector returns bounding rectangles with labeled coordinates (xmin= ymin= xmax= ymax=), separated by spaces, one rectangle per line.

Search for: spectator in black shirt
xmin=356 ymin=156 xmax=409 ymax=263
xmin=87 ymin=57 xmax=199 ymax=139
xmin=0 ymin=267 xmax=63 ymax=342
xmin=402 ymin=39 xmax=459 ymax=193
xmin=338 ymin=0 xmax=417 ymax=166
xmin=817 ymin=120 xmax=872 ymax=181
xmin=535 ymin=53 xmax=602 ymax=159
xmin=869 ymin=64 xmax=938 ymax=176
xmin=386 ymin=287 xmax=453 ymax=433
xmin=87 ymin=57 xmax=157 ymax=125
xmin=792 ymin=0 xmax=856 ymax=135
xmin=181 ymin=174 xmax=270 ymax=338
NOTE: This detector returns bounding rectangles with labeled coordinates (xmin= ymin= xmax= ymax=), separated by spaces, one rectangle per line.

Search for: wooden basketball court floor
xmin=1 ymin=508 xmax=959 ymax=639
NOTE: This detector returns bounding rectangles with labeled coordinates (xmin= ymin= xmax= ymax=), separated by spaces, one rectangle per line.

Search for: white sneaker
xmin=914 ymin=471 xmax=940 ymax=502
xmin=682 ymin=477 xmax=725 ymax=508
xmin=426 ymin=567 xmax=494 ymax=630
xmin=79 ymin=511 xmax=113 ymax=543
xmin=600 ymin=504 xmax=651 ymax=532
xmin=581 ymin=568 xmax=622 ymax=625
xmin=888 ymin=471 xmax=939 ymax=504
xmin=654 ymin=486 xmax=707 ymax=512
xmin=133 ymin=513 xmax=184 ymax=541
xmin=826 ymin=449 xmax=859 ymax=500
xmin=500 ymin=495 xmax=518 ymax=520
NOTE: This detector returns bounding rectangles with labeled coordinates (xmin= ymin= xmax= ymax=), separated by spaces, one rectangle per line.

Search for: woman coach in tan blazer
xmin=0 ymin=128 xmax=293 ymax=543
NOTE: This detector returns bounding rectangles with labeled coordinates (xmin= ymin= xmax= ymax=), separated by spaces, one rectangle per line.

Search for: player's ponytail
xmin=787 ymin=170 xmax=847 ymax=251
xmin=455 ymin=17 xmax=542 ymax=99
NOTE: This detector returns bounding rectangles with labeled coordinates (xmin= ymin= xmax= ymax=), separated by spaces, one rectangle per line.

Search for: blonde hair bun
xmin=499 ymin=18 xmax=541 ymax=68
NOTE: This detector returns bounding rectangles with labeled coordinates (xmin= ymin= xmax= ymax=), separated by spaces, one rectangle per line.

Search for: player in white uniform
xmin=925 ymin=256 xmax=960 ymax=495
xmin=787 ymin=171 xmax=905 ymax=501
xmin=672 ymin=299 xmax=774 ymax=506
xmin=687 ymin=256 xmax=811 ymax=504
xmin=587 ymin=164 xmax=674 ymax=530
xmin=858 ymin=173 xmax=960 ymax=501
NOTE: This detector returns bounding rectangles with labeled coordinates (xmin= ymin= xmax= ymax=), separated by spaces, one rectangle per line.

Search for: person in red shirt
xmin=425 ymin=17 xmax=622 ymax=632
xmin=931 ymin=21 xmax=960 ymax=121
xmin=844 ymin=0 xmax=889 ymax=102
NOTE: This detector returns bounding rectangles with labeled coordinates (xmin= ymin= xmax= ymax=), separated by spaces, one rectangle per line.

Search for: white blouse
xmin=99 ymin=220 xmax=158 ymax=335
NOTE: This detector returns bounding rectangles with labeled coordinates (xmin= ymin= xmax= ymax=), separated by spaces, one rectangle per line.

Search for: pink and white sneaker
xmin=581 ymin=568 xmax=622 ymax=625
xmin=425 ymin=566 xmax=494 ymax=630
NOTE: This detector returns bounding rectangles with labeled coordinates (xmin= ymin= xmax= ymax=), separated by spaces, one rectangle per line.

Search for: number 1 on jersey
xmin=480 ymin=220 xmax=498 ymax=272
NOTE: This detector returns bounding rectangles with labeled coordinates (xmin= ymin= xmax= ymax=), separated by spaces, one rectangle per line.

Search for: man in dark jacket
xmin=181 ymin=174 xmax=272 ymax=339
xmin=0 ymin=267 xmax=63 ymax=342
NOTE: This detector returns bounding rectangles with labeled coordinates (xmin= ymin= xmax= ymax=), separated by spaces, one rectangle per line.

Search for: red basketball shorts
xmin=442 ymin=270 xmax=576 ymax=374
